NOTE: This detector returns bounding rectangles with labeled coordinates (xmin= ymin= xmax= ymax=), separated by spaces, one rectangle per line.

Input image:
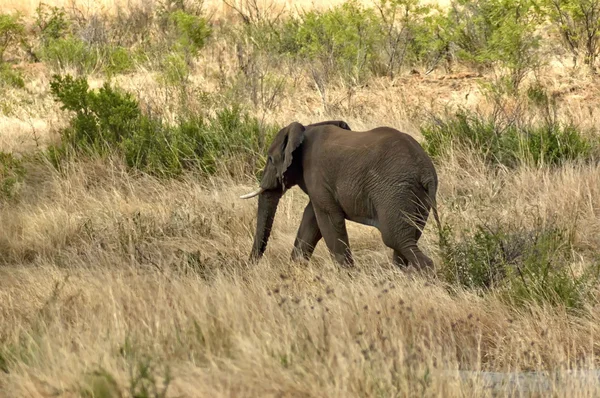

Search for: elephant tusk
xmin=240 ymin=187 xmax=264 ymax=199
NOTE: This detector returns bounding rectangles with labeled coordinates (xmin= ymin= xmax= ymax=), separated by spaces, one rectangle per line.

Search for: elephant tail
xmin=423 ymin=178 xmax=442 ymax=235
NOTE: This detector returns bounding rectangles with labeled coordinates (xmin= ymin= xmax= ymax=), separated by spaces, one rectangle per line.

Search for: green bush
xmin=0 ymin=13 xmax=25 ymax=63
xmin=159 ymin=51 xmax=189 ymax=86
xmin=289 ymin=0 xmax=381 ymax=83
xmin=35 ymin=3 xmax=70 ymax=45
xmin=439 ymin=217 xmax=599 ymax=310
xmin=422 ymin=111 xmax=597 ymax=168
xmin=541 ymin=0 xmax=600 ymax=68
xmin=0 ymin=152 xmax=25 ymax=200
xmin=105 ymin=46 xmax=136 ymax=75
xmin=445 ymin=0 xmax=542 ymax=88
xmin=0 ymin=63 xmax=24 ymax=88
xmin=375 ymin=0 xmax=447 ymax=76
xmin=41 ymin=35 xmax=140 ymax=76
xmin=168 ymin=10 xmax=211 ymax=56
xmin=49 ymin=74 xmax=278 ymax=177
xmin=40 ymin=36 xmax=99 ymax=74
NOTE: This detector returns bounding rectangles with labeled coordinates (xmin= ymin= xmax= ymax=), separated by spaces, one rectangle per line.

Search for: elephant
xmin=240 ymin=120 xmax=440 ymax=269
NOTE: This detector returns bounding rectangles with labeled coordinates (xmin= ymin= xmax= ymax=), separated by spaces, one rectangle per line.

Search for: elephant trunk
xmin=249 ymin=190 xmax=282 ymax=262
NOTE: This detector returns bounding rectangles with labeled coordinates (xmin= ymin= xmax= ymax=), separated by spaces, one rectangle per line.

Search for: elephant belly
xmin=346 ymin=215 xmax=380 ymax=229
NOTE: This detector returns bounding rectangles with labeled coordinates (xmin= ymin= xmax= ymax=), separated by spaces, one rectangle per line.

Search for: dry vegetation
xmin=1 ymin=0 xmax=600 ymax=396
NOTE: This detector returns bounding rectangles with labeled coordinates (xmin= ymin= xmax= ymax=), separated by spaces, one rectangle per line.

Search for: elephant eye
xmin=268 ymin=155 xmax=273 ymax=163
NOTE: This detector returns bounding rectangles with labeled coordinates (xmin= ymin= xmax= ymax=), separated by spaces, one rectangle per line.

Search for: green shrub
xmin=159 ymin=51 xmax=189 ymax=86
xmin=422 ymin=111 xmax=597 ymax=168
xmin=50 ymin=74 xmax=141 ymax=152
xmin=0 ymin=63 xmax=24 ymax=88
xmin=541 ymin=0 xmax=600 ymax=68
xmin=40 ymin=36 xmax=99 ymax=74
xmin=80 ymin=368 xmax=120 ymax=398
xmin=375 ymin=0 xmax=447 ymax=76
xmin=291 ymin=0 xmax=381 ymax=83
xmin=439 ymin=217 xmax=599 ymax=310
xmin=445 ymin=0 xmax=542 ymax=88
xmin=168 ymin=10 xmax=211 ymax=56
xmin=128 ymin=356 xmax=171 ymax=398
xmin=0 ymin=152 xmax=25 ymax=200
xmin=0 ymin=13 xmax=25 ymax=63
xmin=49 ymin=74 xmax=278 ymax=177
xmin=105 ymin=46 xmax=136 ymax=75
xmin=35 ymin=3 xmax=70 ymax=45
xmin=41 ymin=35 xmax=138 ymax=75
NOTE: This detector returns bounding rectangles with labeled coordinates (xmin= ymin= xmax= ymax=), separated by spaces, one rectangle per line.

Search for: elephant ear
xmin=278 ymin=122 xmax=305 ymax=179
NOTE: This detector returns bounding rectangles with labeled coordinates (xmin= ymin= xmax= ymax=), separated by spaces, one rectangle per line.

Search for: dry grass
xmin=0 ymin=159 xmax=600 ymax=397
xmin=1 ymin=0 xmax=600 ymax=396
xmin=0 ymin=0 xmax=451 ymax=18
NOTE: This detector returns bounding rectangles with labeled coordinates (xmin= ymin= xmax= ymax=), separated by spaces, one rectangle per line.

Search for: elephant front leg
xmin=291 ymin=201 xmax=323 ymax=262
xmin=313 ymin=206 xmax=354 ymax=267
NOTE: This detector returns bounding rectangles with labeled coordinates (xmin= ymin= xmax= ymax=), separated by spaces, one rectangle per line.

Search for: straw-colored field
xmin=1 ymin=0 xmax=451 ymax=16
xmin=1 ymin=0 xmax=600 ymax=397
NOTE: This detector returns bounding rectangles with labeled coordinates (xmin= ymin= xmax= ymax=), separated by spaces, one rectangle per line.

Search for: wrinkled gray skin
xmin=242 ymin=120 xmax=440 ymax=269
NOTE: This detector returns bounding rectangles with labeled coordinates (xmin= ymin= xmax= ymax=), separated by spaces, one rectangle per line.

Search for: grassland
xmin=1 ymin=0 xmax=600 ymax=397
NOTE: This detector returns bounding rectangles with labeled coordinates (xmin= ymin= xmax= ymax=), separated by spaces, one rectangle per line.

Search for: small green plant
xmin=128 ymin=356 xmax=172 ymax=398
xmin=50 ymin=74 xmax=141 ymax=153
xmin=0 ymin=63 xmax=24 ymax=88
xmin=0 ymin=152 xmax=26 ymax=200
xmin=80 ymin=368 xmax=120 ymax=398
xmin=168 ymin=10 xmax=211 ymax=57
xmin=40 ymin=36 xmax=99 ymax=74
xmin=35 ymin=3 xmax=70 ymax=45
xmin=105 ymin=46 xmax=136 ymax=75
xmin=159 ymin=51 xmax=189 ymax=86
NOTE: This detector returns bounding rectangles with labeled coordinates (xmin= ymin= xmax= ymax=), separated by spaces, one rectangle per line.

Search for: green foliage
xmin=0 ymin=151 xmax=25 ymax=200
xmin=375 ymin=0 xmax=446 ymax=76
xmin=290 ymin=0 xmax=381 ymax=83
xmin=128 ymin=356 xmax=172 ymax=398
xmin=50 ymin=74 xmax=141 ymax=152
xmin=446 ymin=0 xmax=542 ymax=88
xmin=541 ymin=0 xmax=600 ymax=67
xmin=105 ymin=46 xmax=136 ymax=75
xmin=35 ymin=3 xmax=70 ymax=45
xmin=439 ymin=217 xmax=599 ymax=310
xmin=49 ymin=74 xmax=278 ymax=177
xmin=0 ymin=13 xmax=25 ymax=62
xmin=168 ymin=10 xmax=211 ymax=56
xmin=159 ymin=51 xmax=189 ymax=86
xmin=41 ymin=35 xmax=138 ymax=76
xmin=80 ymin=368 xmax=120 ymax=398
xmin=422 ymin=110 xmax=597 ymax=168
xmin=0 ymin=62 xmax=24 ymax=88
xmin=150 ymin=9 xmax=211 ymax=85
xmin=40 ymin=36 xmax=99 ymax=74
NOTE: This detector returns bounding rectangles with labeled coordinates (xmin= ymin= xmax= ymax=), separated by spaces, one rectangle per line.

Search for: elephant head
xmin=240 ymin=120 xmax=351 ymax=262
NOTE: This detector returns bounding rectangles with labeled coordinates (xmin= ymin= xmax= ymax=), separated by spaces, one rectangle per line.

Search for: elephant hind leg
xmin=393 ymin=250 xmax=409 ymax=268
xmin=395 ymin=242 xmax=434 ymax=270
xmin=379 ymin=203 xmax=434 ymax=270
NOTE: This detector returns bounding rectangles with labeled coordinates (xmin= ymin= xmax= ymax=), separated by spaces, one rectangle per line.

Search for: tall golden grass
xmin=1 ymin=0 xmax=600 ymax=396
xmin=0 ymin=0 xmax=451 ymax=17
